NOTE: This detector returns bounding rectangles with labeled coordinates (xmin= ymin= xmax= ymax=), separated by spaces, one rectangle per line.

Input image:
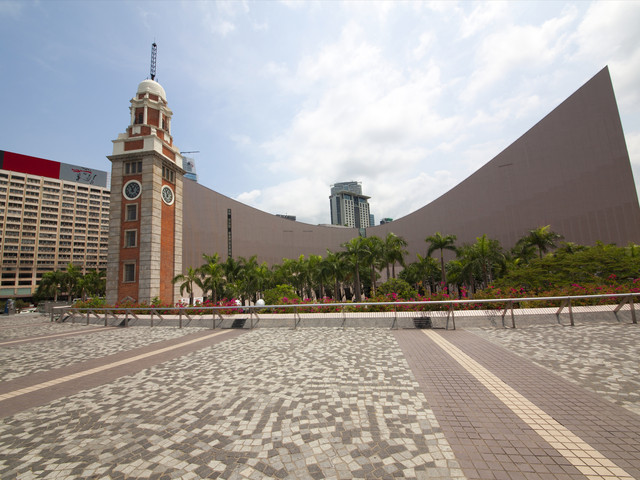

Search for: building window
xmin=162 ymin=165 xmax=175 ymax=183
xmin=125 ymin=204 xmax=138 ymax=222
xmin=124 ymin=161 xmax=142 ymax=175
xmin=124 ymin=229 xmax=137 ymax=248
xmin=123 ymin=263 xmax=136 ymax=283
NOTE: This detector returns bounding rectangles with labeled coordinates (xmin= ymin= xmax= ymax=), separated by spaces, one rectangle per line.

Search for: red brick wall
xmin=148 ymin=108 xmax=160 ymax=127
xmin=162 ymin=145 xmax=175 ymax=160
xmin=159 ymin=179 xmax=175 ymax=303
xmin=124 ymin=140 xmax=144 ymax=151
xmin=117 ymin=174 xmax=142 ymax=302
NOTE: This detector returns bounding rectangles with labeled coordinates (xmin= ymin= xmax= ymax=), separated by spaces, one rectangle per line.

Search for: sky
xmin=2 ymin=1 xmax=640 ymax=226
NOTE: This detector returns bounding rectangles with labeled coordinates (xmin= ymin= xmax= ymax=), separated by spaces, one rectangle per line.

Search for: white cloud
xmin=236 ymin=189 xmax=261 ymax=204
xmin=412 ymin=32 xmax=434 ymax=61
xmin=461 ymin=7 xmax=577 ymax=102
xmin=459 ymin=2 xmax=508 ymax=39
xmin=626 ymin=131 xmax=640 ymax=168
xmin=571 ymin=1 xmax=640 ymax=108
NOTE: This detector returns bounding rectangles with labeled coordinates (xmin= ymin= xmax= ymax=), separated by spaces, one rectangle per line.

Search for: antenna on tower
xmin=150 ymin=42 xmax=157 ymax=80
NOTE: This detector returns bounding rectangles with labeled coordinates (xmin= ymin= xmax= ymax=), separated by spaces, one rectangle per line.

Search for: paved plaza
xmin=0 ymin=314 xmax=639 ymax=479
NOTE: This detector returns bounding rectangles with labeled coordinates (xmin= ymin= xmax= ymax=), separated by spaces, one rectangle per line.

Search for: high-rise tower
xmin=329 ymin=181 xmax=371 ymax=229
xmin=106 ymin=49 xmax=184 ymax=305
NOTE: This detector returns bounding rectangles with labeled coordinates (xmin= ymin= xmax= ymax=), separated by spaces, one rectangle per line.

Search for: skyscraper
xmin=329 ymin=181 xmax=371 ymax=229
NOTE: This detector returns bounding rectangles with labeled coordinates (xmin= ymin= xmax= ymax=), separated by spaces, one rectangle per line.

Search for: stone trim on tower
xmin=106 ymin=78 xmax=184 ymax=306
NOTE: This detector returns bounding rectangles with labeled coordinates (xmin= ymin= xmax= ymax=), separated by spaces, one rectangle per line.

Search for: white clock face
xmin=123 ymin=180 xmax=142 ymax=200
xmin=161 ymin=185 xmax=174 ymax=205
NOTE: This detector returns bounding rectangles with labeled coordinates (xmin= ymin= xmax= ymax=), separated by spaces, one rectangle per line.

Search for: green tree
xmin=496 ymin=242 xmax=640 ymax=291
xmin=383 ymin=233 xmax=408 ymax=279
xmin=340 ymin=236 xmax=369 ymax=302
xmin=63 ymin=264 xmax=82 ymax=300
xmin=79 ymin=269 xmax=106 ymax=299
xmin=459 ymin=235 xmax=506 ymax=289
xmin=364 ymin=236 xmax=384 ymax=297
xmin=222 ymin=256 xmax=243 ymax=299
xmin=517 ymin=225 xmax=563 ymax=259
xmin=36 ymin=270 xmax=66 ymax=302
xmin=172 ymin=267 xmax=201 ymax=305
xmin=324 ymin=250 xmax=349 ymax=301
xmin=425 ymin=232 xmax=457 ymax=292
xmin=199 ymin=253 xmax=225 ymax=303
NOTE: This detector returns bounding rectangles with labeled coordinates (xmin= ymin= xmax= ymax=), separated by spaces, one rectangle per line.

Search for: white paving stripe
xmin=422 ymin=330 xmax=633 ymax=480
xmin=0 ymin=329 xmax=232 ymax=402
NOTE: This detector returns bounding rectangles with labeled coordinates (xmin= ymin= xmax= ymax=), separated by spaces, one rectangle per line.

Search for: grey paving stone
xmin=467 ymin=322 xmax=640 ymax=415
xmin=0 ymin=327 xmax=464 ymax=479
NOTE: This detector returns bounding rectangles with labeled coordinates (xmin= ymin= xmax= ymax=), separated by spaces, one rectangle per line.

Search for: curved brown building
xmin=182 ymin=66 xmax=640 ymax=269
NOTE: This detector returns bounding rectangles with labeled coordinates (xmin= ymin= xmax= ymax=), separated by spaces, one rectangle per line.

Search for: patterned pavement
xmin=0 ymin=313 xmax=638 ymax=479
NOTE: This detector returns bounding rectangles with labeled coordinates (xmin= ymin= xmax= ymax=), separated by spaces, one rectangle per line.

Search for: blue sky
xmin=2 ymin=1 xmax=640 ymax=225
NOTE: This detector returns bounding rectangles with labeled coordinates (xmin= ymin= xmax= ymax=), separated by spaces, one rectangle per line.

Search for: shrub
xmin=376 ymin=278 xmax=418 ymax=299
xmin=263 ymin=285 xmax=299 ymax=306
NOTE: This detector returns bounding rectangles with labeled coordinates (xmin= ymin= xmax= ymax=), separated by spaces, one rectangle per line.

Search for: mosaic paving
xmin=0 ymin=315 xmax=73 ymax=340
xmin=468 ymin=322 xmax=640 ymax=416
xmin=0 ymin=324 xmax=207 ymax=382
xmin=0 ymin=328 xmax=464 ymax=479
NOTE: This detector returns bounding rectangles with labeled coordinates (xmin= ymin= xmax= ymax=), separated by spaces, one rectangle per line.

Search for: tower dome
xmin=137 ymin=79 xmax=166 ymax=101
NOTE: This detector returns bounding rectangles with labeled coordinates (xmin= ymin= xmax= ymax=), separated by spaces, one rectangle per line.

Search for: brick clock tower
xmin=106 ymin=70 xmax=184 ymax=305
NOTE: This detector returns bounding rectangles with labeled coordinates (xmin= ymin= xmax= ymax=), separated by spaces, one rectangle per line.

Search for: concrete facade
xmin=0 ymin=152 xmax=110 ymax=299
xmin=181 ymin=66 xmax=640 ymax=269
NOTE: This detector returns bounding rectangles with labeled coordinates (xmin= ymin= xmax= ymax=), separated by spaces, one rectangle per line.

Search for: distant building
xmin=380 ymin=218 xmax=393 ymax=225
xmin=0 ymin=150 xmax=110 ymax=299
xmin=276 ymin=214 xmax=296 ymax=221
xmin=329 ymin=181 xmax=371 ymax=229
xmin=369 ymin=214 xmax=375 ymax=227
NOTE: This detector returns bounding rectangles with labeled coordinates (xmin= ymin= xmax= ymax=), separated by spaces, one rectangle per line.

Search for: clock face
xmin=123 ymin=180 xmax=142 ymax=200
xmin=161 ymin=185 xmax=174 ymax=205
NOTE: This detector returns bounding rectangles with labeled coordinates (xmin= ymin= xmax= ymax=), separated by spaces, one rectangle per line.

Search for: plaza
xmin=0 ymin=315 xmax=639 ymax=479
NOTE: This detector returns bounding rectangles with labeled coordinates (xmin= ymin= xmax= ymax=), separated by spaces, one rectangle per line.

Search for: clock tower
xmin=106 ymin=61 xmax=184 ymax=305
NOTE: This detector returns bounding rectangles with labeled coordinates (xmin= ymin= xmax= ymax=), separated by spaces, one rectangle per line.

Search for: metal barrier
xmin=52 ymin=292 xmax=638 ymax=330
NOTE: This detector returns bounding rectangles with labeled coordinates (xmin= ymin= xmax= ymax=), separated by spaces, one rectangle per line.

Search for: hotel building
xmin=0 ymin=151 xmax=110 ymax=299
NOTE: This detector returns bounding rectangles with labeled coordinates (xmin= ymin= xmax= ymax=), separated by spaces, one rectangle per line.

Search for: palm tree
xmin=399 ymin=254 xmax=439 ymax=294
xmin=199 ymin=253 xmax=224 ymax=303
xmin=307 ymin=254 xmax=325 ymax=299
xmin=463 ymin=234 xmax=506 ymax=289
xmin=340 ymin=236 xmax=369 ymax=302
xmin=172 ymin=267 xmax=201 ymax=305
xmin=222 ymin=256 xmax=243 ymax=300
xmin=36 ymin=270 xmax=66 ymax=302
xmin=518 ymin=225 xmax=563 ymax=259
xmin=324 ymin=250 xmax=349 ymax=301
xmin=364 ymin=236 xmax=384 ymax=297
xmin=425 ymin=232 xmax=457 ymax=292
xmin=383 ymin=233 xmax=408 ymax=279
xmin=510 ymin=241 xmax=537 ymax=266
xmin=555 ymin=242 xmax=587 ymax=256
xmin=63 ymin=263 xmax=82 ymax=301
xmin=236 ymin=255 xmax=270 ymax=303
xmin=79 ymin=269 xmax=106 ymax=300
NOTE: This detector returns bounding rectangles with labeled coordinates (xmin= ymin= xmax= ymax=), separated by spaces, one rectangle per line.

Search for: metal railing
xmin=51 ymin=292 xmax=638 ymax=330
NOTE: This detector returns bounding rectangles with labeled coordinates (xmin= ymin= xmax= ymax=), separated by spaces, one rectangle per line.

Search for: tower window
xmin=124 ymin=161 xmax=142 ymax=175
xmin=162 ymin=165 xmax=175 ymax=183
xmin=125 ymin=204 xmax=138 ymax=222
xmin=123 ymin=262 xmax=136 ymax=283
xmin=124 ymin=229 xmax=137 ymax=248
